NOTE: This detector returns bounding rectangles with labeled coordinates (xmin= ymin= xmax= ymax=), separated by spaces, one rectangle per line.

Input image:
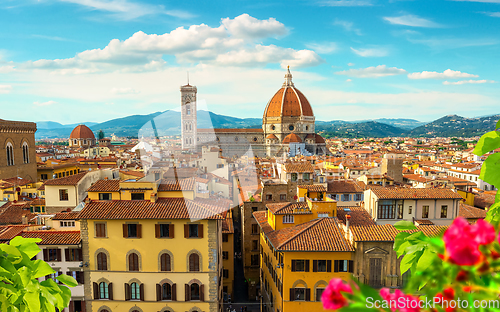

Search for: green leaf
xmin=496 ymin=119 xmax=500 ymax=130
xmin=486 ymin=201 xmax=500 ymax=224
xmin=23 ymin=290 xmax=40 ymax=312
xmin=394 ymin=220 xmax=417 ymax=230
xmin=416 ymin=248 xmax=435 ymax=272
xmin=473 ymin=131 xmax=500 ymax=156
xmin=10 ymin=237 xmax=41 ymax=260
xmin=31 ymin=260 xmax=55 ymax=279
xmin=0 ymin=244 xmax=22 ymax=262
xmin=56 ymin=274 xmax=77 ymax=288
xmin=480 ymin=153 xmax=500 ymax=187
xmin=400 ymin=251 xmax=420 ymax=274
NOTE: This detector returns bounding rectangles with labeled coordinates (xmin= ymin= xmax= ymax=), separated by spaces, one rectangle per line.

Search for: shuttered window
xmin=160 ymin=253 xmax=171 ymax=271
xmin=97 ymin=252 xmax=107 ymax=271
xmin=189 ymin=253 xmax=200 ymax=272
xmin=95 ymin=223 xmax=106 ymax=237
xmin=129 ymin=253 xmax=139 ymax=271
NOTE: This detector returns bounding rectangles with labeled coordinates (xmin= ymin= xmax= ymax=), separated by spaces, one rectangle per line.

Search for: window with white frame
xmin=283 ymin=215 xmax=294 ymax=224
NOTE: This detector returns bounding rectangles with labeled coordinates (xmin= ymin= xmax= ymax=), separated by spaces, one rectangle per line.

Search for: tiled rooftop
xmin=21 ymin=230 xmax=81 ymax=245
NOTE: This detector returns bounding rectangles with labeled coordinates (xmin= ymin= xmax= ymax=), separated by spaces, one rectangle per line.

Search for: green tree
xmin=98 ymin=130 xmax=105 ymax=140
xmin=0 ymin=236 xmax=77 ymax=311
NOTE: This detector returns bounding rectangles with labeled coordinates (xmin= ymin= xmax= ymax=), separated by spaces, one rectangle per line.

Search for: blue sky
xmin=0 ymin=0 xmax=499 ymax=124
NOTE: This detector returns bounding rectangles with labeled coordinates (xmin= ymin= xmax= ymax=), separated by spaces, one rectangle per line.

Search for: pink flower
xmin=321 ymin=278 xmax=352 ymax=310
xmin=443 ymin=217 xmax=495 ymax=266
xmin=379 ymin=288 xmax=420 ymax=312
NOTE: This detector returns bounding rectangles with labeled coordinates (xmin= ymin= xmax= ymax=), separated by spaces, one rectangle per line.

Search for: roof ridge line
xmin=277 ymin=218 xmax=323 ymax=249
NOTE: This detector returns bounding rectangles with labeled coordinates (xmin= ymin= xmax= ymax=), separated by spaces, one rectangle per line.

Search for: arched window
xmin=99 ymin=282 xmax=109 ymax=299
xmin=97 ymin=252 xmax=107 ymax=271
xmin=189 ymin=253 xmax=199 ymax=272
xmin=129 ymin=253 xmax=139 ymax=271
xmin=130 ymin=282 xmax=140 ymax=300
xmin=22 ymin=142 xmax=29 ymax=164
xmin=190 ymin=283 xmax=200 ymax=300
xmin=162 ymin=283 xmax=172 ymax=300
xmin=189 ymin=124 xmax=192 ymax=130
xmin=6 ymin=142 xmax=14 ymax=166
xmin=160 ymin=253 xmax=171 ymax=271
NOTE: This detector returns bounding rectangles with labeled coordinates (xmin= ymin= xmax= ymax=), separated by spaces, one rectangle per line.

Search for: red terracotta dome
xmin=315 ymin=134 xmax=326 ymax=144
xmin=70 ymin=125 xmax=95 ymax=139
xmin=282 ymin=133 xmax=302 ymax=144
xmin=263 ymin=68 xmax=314 ymax=118
xmin=266 ymin=134 xmax=278 ymax=140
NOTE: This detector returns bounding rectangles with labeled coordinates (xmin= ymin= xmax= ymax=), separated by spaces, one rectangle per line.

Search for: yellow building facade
xmin=78 ymin=197 xmax=223 ymax=312
xmin=255 ymin=196 xmax=354 ymax=312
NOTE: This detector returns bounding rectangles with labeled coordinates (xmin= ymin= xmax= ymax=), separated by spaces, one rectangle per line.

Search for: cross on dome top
xmin=283 ymin=66 xmax=294 ymax=87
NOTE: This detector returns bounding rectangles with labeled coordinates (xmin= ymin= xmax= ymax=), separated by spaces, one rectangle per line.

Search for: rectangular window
xmin=317 ymin=260 xmax=327 ymax=272
xmin=318 ymin=213 xmax=329 ymax=218
xmin=316 ymin=288 xmax=325 ymax=302
xmin=303 ymin=173 xmax=310 ymax=181
xmin=46 ymin=248 xmax=59 ymax=261
xmin=441 ymin=205 xmax=448 ymax=218
xmin=408 ymin=206 xmax=413 ymax=214
xmin=157 ymin=224 xmax=169 ymax=238
xmin=397 ymin=204 xmax=404 ymax=219
xmin=251 ymin=224 xmax=258 ymax=234
xmin=99 ymin=193 xmax=112 ymax=200
xmin=131 ymin=193 xmax=144 ymax=200
xmin=66 ymin=249 xmax=82 ymax=261
xmin=280 ymin=194 xmax=287 ymax=201
xmin=378 ymin=204 xmax=396 ymax=219
xmin=251 ymin=254 xmax=259 ymax=266
xmin=283 ymin=215 xmax=294 ymax=224
xmin=252 ymin=206 xmax=258 ymax=212
xmin=266 ymin=194 xmax=272 ymax=201
xmin=59 ymin=189 xmax=69 ymax=201
xmin=41 ymin=174 xmax=48 ymax=180
xmin=223 ymin=269 xmax=229 ymax=279
xmin=422 ymin=205 xmax=429 ymax=218
xmin=291 ymin=173 xmax=298 ymax=182
xmin=60 ymin=221 xmax=75 ymax=227
xmin=188 ymin=224 xmax=199 ymax=238
xmin=292 ymin=260 xmax=309 ymax=272
xmin=95 ymin=223 xmax=106 ymax=237
xmin=252 ymin=240 xmax=258 ymax=251
xmin=355 ymin=194 xmax=362 ymax=201
xmin=334 ymin=260 xmax=354 ymax=273
xmin=223 ymin=251 xmax=229 ymax=260
xmin=222 ymin=234 xmax=228 ymax=242
xmin=294 ymin=288 xmax=306 ymax=301
xmin=127 ymin=224 xmax=138 ymax=237
xmin=342 ymin=194 xmax=350 ymax=202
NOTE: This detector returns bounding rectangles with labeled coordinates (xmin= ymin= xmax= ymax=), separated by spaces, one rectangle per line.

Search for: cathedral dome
xmin=263 ymin=67 xmax=314 ymax=118
xmin=70 ymin=125 xmax=95 ymax=139
xmin=282 ymin=133 xmax=302 ymax=144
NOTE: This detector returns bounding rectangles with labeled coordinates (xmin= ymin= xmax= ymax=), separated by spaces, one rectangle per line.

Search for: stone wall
xmin=0 ymin=120 xmax=37 ymax=181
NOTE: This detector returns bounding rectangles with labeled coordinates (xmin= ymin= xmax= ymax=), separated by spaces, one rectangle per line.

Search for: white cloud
xmin=58 ymin=0 xmax=193 ymax=20
xmin=407 ymin=37 xmax=499 ymax=49
xmin=383 ymin=15 xmax=442 ymax=28
xmin=348 ymin=63 xmax=355 ymax=66
xmin=336 ymin=65 xmax=407 ymax=78
xmin=346 ymin=79 xmax=352 ymax=82
xmin=305 ymin=42 xmax=338 ymax=54
xmin=111 ymin=87 xmax=141 ymax=94
xmin=0 ymin=85 xmax=12 ymax=94
xmin=484 ymin=12 xmax=500 ymax=17
xmin=408 ymin=69 xmax=479 ymax=79
xmin=334 ymin=20 xmax=362 ymax=35
xmin=351 ymin=47 xmax=389 ymax=57
xmin=317 ymin=0 xmax=373 ymax=6
xmin=443 ymin=79 xmax=496 ymax=85
xmin=221 ymin=14 xmax=287 ymax=39
xmin=20 ymin=14 xmax=322 ymax=73
xmin=0 ymin=65 xmax=15 ymax=73
xmin=34 ymin=100 xmax=57 ymax=106
xmin=451 ymin=0 xmax=500 ymax=2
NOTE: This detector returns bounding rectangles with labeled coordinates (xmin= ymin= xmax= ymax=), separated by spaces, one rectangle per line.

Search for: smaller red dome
xmin=315 ymin=134 xmax=326 ymax=144
xmin=282 ymin=133 xmax=302 ymax=144
xmin=266 ymin=134 xmax=278 ymax=140
xmin=70 ymin=125 xmax=95 ymax=139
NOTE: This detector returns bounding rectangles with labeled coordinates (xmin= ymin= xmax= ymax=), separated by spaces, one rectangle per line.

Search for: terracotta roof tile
xmin=222 ymin=218 xmax=234 ymax=234
xmin=44 ymin=172 xmax=87 ymax=186
xmin=350 ymin=224 xmax=447 ymax=242
xmin=21 ymin=231 xmax=81 ymax=245
xmin=284 ymin=162 xmax=314 ymax=173
xmin=458 ymin=202 xmax=487 ymax=219
xmin=0 ymin=225 xmax=28 ymax=241
xmin=297 ymin=184 xmax=327 ymax=192
xmin=87 ymin=179 xmax=120 ymax=192
xmin=0 ymin=202 xmax=37 ymax=225
xmin=78 ymin=199 xmax=223 ymax=220
xmin=371 ymin=187 xmax=463 ymax=200
xmin=336 ymin=206 xmax=375 ymax=226
xmin=52 ymin=212 xmax=80 ymax=220
xmin=158 ymin=178 xmax=194 ymax=191
xmin=327 ymin=180 xmax=364 ymax=194
xmin=266 ymin=202 xmax=310 ymax=215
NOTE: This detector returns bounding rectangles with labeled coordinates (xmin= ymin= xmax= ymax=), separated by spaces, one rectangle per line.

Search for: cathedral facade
xmin=182 ymin=68 xmax=327 ymax=158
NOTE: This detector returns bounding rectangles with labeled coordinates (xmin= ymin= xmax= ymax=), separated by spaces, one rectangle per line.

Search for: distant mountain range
xmin=34 ymin=112 xmax=499 ymax=140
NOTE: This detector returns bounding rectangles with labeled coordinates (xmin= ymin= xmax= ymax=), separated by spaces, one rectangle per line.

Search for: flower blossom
xmin=379 ymin=288 xmax=420 ymax=312
xmin=321 ymin=278 xmax=352 ymax=310
xmin=443 ymin=217 xmax=495 ymax=265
